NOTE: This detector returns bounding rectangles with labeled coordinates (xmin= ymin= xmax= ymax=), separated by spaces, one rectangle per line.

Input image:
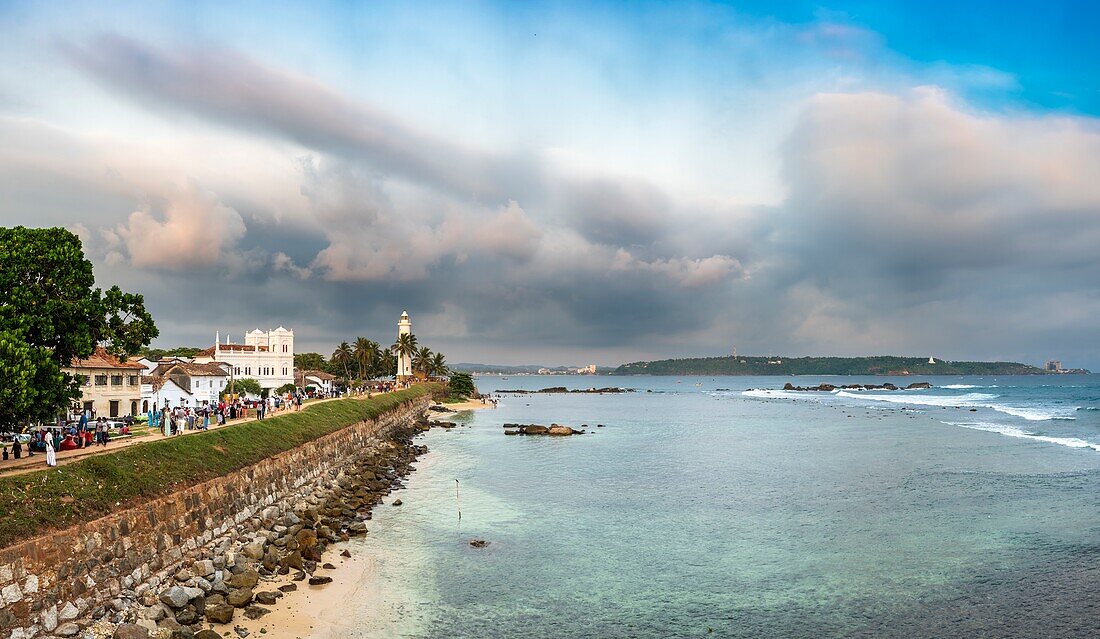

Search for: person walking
xmin=12 ymin=438 xmax=21 ymax=460
xmin=45 ymin=435 xmax=57 ymax=467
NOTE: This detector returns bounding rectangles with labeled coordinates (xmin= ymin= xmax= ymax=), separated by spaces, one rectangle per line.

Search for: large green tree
xmin=0 ymin=227 xmax=158 ymax=428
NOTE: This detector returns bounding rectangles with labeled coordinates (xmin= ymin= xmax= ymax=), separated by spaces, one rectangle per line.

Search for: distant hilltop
xmin=611 ymin=356 xmax=1086 ymax=376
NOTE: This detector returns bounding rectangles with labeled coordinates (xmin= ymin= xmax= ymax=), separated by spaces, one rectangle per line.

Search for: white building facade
xmin=194 ymin=327 xmax=295 ymax=391
xmin=396 ymin=311 xmax=413 ymax=380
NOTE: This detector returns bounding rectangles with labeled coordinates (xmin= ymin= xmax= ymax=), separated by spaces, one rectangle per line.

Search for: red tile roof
xmin=70 ymin=347 xmax=146 ymax=370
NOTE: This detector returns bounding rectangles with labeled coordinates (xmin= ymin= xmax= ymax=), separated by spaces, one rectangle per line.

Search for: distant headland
xmin=611 ymin=356 xmax=1090 ymax=376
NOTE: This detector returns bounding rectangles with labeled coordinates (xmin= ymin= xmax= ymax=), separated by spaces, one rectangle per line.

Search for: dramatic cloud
xmin=109 ymin=181 xmax=247 ymax=270
xmin=3 ymin=20 xmax=1100 ymax=367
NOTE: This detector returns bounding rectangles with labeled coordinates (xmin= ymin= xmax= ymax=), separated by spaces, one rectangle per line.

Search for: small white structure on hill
xmin=928 ymin=356 xmax=937 ymax=364
xmin=397 ymin=311 xmax=413 ymax=380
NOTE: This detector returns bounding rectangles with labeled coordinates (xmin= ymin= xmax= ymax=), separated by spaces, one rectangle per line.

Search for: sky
xmin=1 ymin=0 xmax=1099 ymax=368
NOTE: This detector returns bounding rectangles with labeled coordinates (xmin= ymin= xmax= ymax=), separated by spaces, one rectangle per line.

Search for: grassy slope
xmin=0 ymin=385 xmax=439 ymax=549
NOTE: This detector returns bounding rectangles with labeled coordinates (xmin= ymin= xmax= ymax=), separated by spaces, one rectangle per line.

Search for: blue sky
xmin=1 ymin=1 xmax=1099 ymax=367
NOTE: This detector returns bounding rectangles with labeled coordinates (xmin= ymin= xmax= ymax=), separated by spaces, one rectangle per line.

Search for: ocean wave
xmin=836 ymin=391 xmax=1077 ymax=421
xmin=945 ymin=421 xmax=1100 ymax=452
xmin=835 ymin=391 xmax=999 ymax=406
xmin=941 ymin=384 xmax=998 ymax=389
xmin=741 ymin=389 xmax=822 ymax=401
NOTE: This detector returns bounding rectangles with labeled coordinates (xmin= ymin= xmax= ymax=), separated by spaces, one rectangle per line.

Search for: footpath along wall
xmin=0 ymin=393 xmax=433 ymax=639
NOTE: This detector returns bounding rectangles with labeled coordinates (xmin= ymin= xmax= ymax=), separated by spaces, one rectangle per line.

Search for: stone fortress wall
xmin=0 ymin=395 xmax=432 ymax=639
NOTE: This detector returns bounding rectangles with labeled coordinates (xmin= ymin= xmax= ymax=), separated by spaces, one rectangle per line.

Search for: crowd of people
xmin=1 ymin=382 xmax=409 ymax=470
xmin=2 ymin=412 xmax=132 ymax=467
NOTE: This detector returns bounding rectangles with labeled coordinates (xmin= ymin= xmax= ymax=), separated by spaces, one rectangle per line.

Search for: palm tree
xmin=332 ymin=342 xmax=353 ymax=381
xmin=365 ymin=340 xmax=383 ymax=379
xmin=353 ymin=337 xmax=374 ymax=380
xmin=412 ymin=346 xmax=433 ymax=380
xmin=429 ymin=352 xmax=448 ymax=379
xmin=380 ymin=347 xmax=396 ymax=377
xmin=392 ymin=333 xmax=418 ymax=378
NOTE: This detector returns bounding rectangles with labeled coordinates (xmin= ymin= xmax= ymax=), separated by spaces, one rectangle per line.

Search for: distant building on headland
xmin=1045 ymin=360 xmax=1062 ymax=372
xmin=193 ymin=327 xmax=295 ymax=391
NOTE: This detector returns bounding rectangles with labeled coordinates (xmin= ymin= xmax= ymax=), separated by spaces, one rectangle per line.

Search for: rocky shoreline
xmin=83 ymin=414 xmax=446 ymax=639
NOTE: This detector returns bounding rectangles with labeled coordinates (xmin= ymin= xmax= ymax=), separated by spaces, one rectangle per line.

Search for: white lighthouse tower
xmin=396 ymin=310 xmax=413 ymax=380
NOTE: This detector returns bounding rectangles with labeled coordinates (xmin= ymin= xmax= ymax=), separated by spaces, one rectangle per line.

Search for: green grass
xmin=0 ymin=385 xmax=440 ymax=549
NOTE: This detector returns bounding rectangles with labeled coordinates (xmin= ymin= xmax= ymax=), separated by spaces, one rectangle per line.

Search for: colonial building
xmin=140 ymin=376 xmax=193 ymax=413
xmin=65 ymin=347 xmax=146 ymax=418
xmin=150 ymin=362 xmax=231 ymax=405
xmin=194 ymin=327 xmax=295 ymax=391
xmin=396 ymin=311 xmax=413 ymax=381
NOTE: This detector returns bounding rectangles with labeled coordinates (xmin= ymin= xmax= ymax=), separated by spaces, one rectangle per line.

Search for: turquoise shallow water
xmin=331 ymin=375 xmax=1100 ymax=638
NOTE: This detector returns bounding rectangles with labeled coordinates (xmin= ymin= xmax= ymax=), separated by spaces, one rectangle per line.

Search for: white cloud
xmin=113 ymin=181 xmax=246 ymax=271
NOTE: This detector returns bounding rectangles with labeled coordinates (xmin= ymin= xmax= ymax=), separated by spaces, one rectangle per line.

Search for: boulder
xmin=204 ymin=603 xmax=235 ymax=625
xmin=56 ymin=622 xmax=81 ymax=637
xmin=195 ymin=630 xmax=223 ymax=639
xmin=548 ymin=426 xmax=574 ymax=436
xmin=392 ymin=499 xmax=403 ymax=506
xmin=227 ymin=569 xmax=259 ymax=590
xmin=253 ymin=591 xmax=279 ymax=605
xmin=175 ymin=605 xmax=200 ymax=625
xmin=240 ymin=542 xmax=265 ymax=561
xmin=226 ymin=587 xmax=253 ymax=608
xmin=277 ymin=584 xmax=297 ymax=593
xmin=522 ymin=425 xmax=549 ymax=435
xmin=294 ymin=529 xmax=318 ymax=550
xmin=469 ymin=539 xmax=490 ymax=548
xmin=308 ymin=576 xmax=333 ymax=586
xmin=159 ymin=586 xmax=192 ymax=609
xmin=243 ymin=606 xmax=270 ymax=620
xmin=113 ymin=623 xmax=151 ymax=639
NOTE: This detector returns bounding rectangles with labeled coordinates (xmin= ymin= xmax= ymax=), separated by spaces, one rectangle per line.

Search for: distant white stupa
xmin=928 ymin=356 xmax=937 ymax=364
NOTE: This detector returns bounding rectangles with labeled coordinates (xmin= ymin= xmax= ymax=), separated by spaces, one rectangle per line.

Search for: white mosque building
xmin=194 ymin=327 xmax=295 ymax=391
xmin=396 ymin=310 xmax=413 ymax=381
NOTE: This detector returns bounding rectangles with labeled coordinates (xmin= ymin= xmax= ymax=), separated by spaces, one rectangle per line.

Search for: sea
xmin=322 ymin=375 xmax=1100 ymax=638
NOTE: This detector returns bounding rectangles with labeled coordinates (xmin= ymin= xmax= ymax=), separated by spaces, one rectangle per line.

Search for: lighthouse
xmin=396 ymin=310 xmax=413 ymax=380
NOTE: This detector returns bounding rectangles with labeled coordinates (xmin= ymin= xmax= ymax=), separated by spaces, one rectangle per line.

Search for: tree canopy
xmin=0 ymin=227 xmax=158 ymax=428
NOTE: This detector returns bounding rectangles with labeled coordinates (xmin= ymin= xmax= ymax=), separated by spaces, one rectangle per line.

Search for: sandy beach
xmin=231 ymin=544 xmax=383 ymax=639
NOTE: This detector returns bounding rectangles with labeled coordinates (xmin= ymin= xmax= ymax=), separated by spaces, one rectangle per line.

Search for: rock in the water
xmin=340 ymin=549 xmax=351 ymax=558
xmin=548 ymin=425 xmax=575 ymax=435
xmin=392 ymin=499 xmax=402 ymax=506
xmin=522 ymin=425 xmax=549 ymax=435
xmin=308 ymin=576 xmax=333 ymax=586
xmin=205 ymin=602 xmax=235 ymax=624
xmin=113 ymin=623 xmax=151 ymax=639
xmin=469 ymin=539 xmax=490 ymax=548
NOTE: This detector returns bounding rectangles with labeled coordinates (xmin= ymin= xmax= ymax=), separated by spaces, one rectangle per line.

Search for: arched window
xmin=142 ymin=400 xmax=149 ymax=412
